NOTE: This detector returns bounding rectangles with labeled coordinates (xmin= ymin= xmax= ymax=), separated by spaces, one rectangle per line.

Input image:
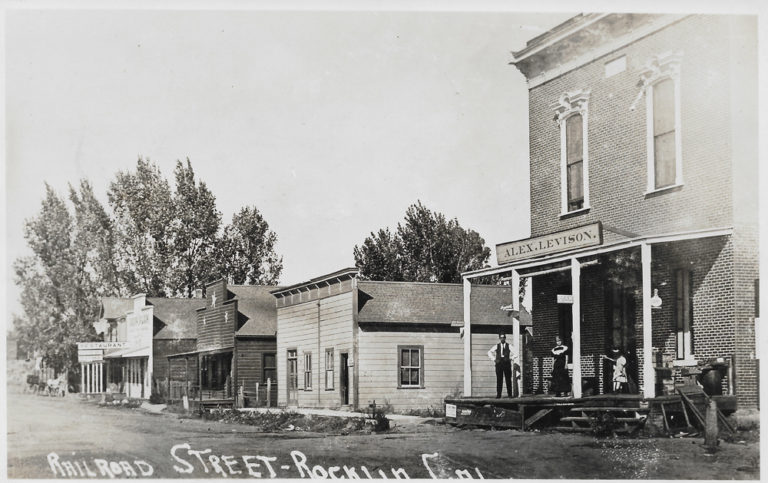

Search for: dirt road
xmin=6 ymin=391 xmax=759 ymax=479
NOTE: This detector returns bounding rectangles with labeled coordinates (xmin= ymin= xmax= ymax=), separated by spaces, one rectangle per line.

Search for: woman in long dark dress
xmin=551 ymin=336 xmax=570 ymax=397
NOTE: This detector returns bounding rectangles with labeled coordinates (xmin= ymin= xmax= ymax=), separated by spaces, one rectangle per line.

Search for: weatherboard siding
xmin=235 ymin=337 xmax=278 ymax=406
xmin=471 ymin=333 xmax=506 ymax=396
xmin=197 ymin=281 xmax=237 ymax=351
xmin=276 ymin=291 xmax=355 ymax=407
xmin=357 ymin=329 xmax=463 ymax=412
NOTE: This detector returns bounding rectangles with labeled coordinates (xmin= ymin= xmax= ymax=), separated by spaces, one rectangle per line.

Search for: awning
xmin=167 ymin=346 xmax=234 ymax=359
xmin=104 ymin=346 xmax=151 ymax=359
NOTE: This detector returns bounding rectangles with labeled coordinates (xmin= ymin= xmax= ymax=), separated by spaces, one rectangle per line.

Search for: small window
xmin=263 ymin=353 xmax=276 ymax=384
xmin=675 ymin=269 xmax=693 ymax=360
xmin=566 ymin=114 xmax=584 ymax=211
xmin=398 ymin=346 xmax=423 ymax=388
xmin=325 ymin=349 xmax=334 ymax=390
xmin=303 ymin=352 xmax=312 ymax=390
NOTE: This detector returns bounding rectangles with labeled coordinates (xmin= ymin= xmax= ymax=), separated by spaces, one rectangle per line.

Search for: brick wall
xmin=520 ymin=14 xmax=758 ymax=408
xmin=527 ymin=15 xmax=735 ymax=240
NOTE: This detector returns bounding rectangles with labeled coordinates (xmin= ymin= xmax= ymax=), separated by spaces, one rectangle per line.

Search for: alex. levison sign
xmin=496 ymin=222 xmax=603 ymax=265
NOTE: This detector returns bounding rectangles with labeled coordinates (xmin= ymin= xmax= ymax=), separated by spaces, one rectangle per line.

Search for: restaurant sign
xmin=77 ymin=342 xmax=130 ymax=350
xmin=496 ymin=222 xmax=603 ymax=265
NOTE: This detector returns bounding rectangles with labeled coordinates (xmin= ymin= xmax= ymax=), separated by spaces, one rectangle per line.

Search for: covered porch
xmin=462 ymin=226 xmax=735 ymax=401
xmin=167 ymin=347 xmax=235 ymax=406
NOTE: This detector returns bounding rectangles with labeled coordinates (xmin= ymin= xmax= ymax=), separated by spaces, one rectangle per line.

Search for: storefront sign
xmin=78 ymin=342 xmax=129 ymax=350
xmin=496 ymin=222 xmax=603 ymax=265
xmin=79 ymin=354 xmax=104 ymax=363
xmin=126 ymin=311 xmax=153 ymax=349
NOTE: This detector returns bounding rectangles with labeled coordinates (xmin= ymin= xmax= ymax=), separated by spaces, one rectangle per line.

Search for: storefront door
xmin=287 ymin=350 xmax=298 ymax=405
xmin=340 ymin=352 xmax=349 ymax=405
xmin=606 ymin=284 xmax=638 ymax=391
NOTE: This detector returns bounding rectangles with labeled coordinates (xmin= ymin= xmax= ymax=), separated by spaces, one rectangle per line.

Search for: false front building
xmin=79 ymin=294 xmax=200 ymax=399
xmin=166 ymin=279 xmax=280 ymax=407
xmin=462 ymin=13 xmax=758 ymax=408
xmin=273 ymin=269 xmax=522 ymax=412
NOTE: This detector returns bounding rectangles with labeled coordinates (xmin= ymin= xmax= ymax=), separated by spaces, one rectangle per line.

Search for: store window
xmin=398 ymin=346 xmax=423 ymax=388
xmin=263 ymin=353 xmax=276 ymax=384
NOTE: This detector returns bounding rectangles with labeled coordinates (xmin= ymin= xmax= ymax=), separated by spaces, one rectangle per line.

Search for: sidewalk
xmin=239 ymin=406 xmax=439 ymax=425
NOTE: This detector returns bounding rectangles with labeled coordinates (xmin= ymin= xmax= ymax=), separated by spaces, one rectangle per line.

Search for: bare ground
xmin=6 ymin=390 xmax=759 ymax=479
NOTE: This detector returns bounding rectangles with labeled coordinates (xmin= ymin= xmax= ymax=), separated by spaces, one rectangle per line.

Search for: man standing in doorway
xmin=488 ymin=334 xmax=513 ymax=398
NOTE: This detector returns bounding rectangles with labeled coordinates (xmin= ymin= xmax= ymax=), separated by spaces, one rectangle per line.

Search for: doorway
xmin=340 ymin=352 xmax=349 ymax=405
xmin=287 ymin=350 xmax=298 ymax=406
xmin=606 ymin=282 xmax=638 ymax=392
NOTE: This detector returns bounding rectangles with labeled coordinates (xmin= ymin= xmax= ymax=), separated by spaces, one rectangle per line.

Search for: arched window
xmin=640 ymin=52 xmax=683 ymax=192
xmin=553 ymin=90 xmax=590 ymax=215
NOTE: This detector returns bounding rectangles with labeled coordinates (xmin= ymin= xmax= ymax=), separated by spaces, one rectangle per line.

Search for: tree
xmin=13 ymin=184 xmax=107 ymax=374
xmin=167 ymin=159 xmax=222 ymax=297
xmin=353 ymin=201 xmax=491 ymax=283
xmin=220 ymin=206 xmax=283 ymax=285
xmin=353 ymin=228 xmax=404 ymax=282
xmin=108 ymin=157 xmax=174 ymax=296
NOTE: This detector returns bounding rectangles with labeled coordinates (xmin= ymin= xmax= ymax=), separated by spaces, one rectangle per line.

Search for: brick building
xmin=462 ymin=14 xmax=758 ymax=408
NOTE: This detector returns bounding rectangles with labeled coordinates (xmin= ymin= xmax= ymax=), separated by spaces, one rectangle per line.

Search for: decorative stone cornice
xmin=551 ymin=89 xmax=590 ymax=124
xmin=639 ymin=51 xmax=683 ymax=87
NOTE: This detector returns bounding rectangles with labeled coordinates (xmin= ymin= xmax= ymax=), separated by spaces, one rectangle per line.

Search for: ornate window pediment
xmin=551 ymin=89 xmax=590 ymax=124
xmin=639 ymin=51 xmax=683 ymax=87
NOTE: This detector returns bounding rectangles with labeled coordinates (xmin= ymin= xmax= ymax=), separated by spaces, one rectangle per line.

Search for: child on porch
xmin=601 ymin=348 xmax=628 ymax=393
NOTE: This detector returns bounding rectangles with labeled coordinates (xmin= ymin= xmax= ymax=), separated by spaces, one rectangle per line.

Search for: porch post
xmin=641 ymin=243 xmax=655 ymax=398
xmin=511 ymin=269 xmax=521 ymax=397
xmin=80 ymin=363 xmax=84 ymax=394
xmin=463 ymin=276 xmax=472 ymax=397
xmin=571 ymin=257 xmax=582 ymax=398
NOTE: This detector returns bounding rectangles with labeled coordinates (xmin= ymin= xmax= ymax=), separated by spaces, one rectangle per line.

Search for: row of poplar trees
xmin=13 ymin=158 xmax=283 ymax=373
xmin=13 ymin=158 xmax=494 ymax=375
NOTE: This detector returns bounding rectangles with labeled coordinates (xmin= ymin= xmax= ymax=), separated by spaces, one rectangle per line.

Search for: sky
xmin=4 ymin=1 xmax=765 ymax=323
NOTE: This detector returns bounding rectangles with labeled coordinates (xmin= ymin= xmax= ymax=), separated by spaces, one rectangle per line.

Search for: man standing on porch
xmin=488 ymin=334 xmax=513 ymax=398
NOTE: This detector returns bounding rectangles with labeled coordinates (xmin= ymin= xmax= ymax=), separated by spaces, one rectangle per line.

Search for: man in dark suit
xmin=487 ymin=333 xmax=513 ymax=398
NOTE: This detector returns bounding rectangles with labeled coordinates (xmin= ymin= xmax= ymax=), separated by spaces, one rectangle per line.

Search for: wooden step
xmin=570 ymin=406 xmax=649 ymax=412
xmin=561 ymin=416 xmax=643 ymax=423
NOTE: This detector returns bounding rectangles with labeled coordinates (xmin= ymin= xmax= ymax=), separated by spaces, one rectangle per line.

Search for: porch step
xmin=560 ymin=416 xmax=642 ymax=423
xmin=573 ymin=406 xmax=645 ymax=412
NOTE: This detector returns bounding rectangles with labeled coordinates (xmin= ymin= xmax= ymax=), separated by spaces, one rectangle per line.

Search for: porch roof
xmin=104 ymin=346 xmax=151 ymax=358
xmin=463 ymin=226 xmax=732 ymax=280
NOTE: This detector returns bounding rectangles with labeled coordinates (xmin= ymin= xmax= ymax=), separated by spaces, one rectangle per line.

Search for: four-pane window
xmin=398 ymin=346 xmax=423 ymax=388
xmin=263 ymin=353 xmax=276 ymax=384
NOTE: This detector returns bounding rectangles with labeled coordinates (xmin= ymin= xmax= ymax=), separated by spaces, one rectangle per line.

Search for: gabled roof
xmin=99 ymin=297 xmax=133 ymax=320
xmin=356 ymin=281 xmax=525 ymax=327
xmin=229 ymin=285 xmax=282 ymax=337
xmin=148 ymin=297 xmax=205 ymax=339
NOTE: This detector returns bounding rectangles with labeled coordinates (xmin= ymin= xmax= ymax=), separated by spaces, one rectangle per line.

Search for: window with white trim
xmin=303 ymin=352 xmax=312 ymax=390
xmin=398 ymin=345 xmax=423 ymax=388
xmin=675 ymin=269 xmax=694 ymax=360
xmin=553 ymin=90 xmax=590 ymax=214
xmin=325 ymin=348 xmax=334 ymax=390
xmin=640 ymin=52 xmax=683 ymax=192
